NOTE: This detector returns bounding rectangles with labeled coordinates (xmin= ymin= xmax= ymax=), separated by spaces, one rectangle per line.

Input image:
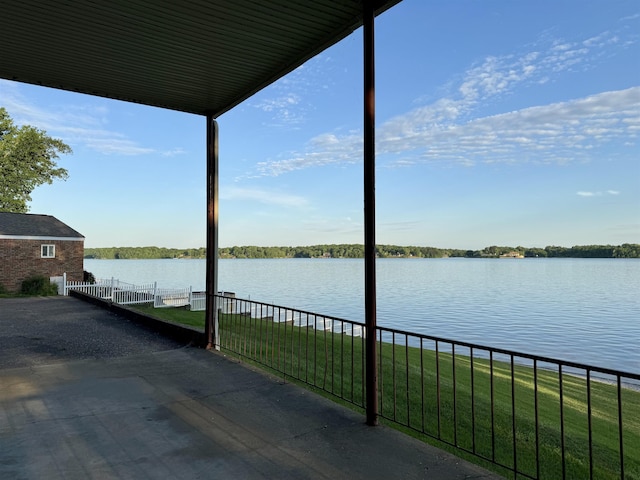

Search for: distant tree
xmin=0 ymin=107 xmax=71 ymax=213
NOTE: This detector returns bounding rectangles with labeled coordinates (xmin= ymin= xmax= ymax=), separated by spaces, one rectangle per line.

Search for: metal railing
xmin=215 ymin=295 xmax=640 ymax=480
xmin=216 ymin=296 xmax=366 ymax=409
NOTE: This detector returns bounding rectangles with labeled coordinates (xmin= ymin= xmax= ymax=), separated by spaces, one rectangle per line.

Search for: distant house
xmin=0 ymin=212 xmax=84 ymax=293
xmin=499 ymin=251 xmax=525 ymax=259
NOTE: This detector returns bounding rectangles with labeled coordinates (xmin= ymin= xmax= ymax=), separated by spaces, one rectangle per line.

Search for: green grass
xmin=133 ymin=305 xmax=640 ymax=479
xmin=133 ymin=303 xmax=205 ymax=328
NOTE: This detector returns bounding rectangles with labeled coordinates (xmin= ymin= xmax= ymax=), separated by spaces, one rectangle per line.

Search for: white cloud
xmin=248 ymin=55 xmax=339 ymax=127
xmin=620 ymin=13 xmax=640 ymax=22
xmin=577 ymin=190 xmax=622 ymax=197
xmin=0 ymin=79 xmax=183 ymax=157
xmin=249 ymin=27 xmax=638 ymax=176
xmin=254 ymin=86 xmax=639 ymax=175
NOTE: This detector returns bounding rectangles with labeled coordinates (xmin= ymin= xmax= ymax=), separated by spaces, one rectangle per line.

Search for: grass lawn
xmin=133 ymin=304 xmax=640 ymax=479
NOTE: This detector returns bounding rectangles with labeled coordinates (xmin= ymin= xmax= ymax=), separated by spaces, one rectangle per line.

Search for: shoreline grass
xmin=133 ymin=304 xmax=640 ymax=479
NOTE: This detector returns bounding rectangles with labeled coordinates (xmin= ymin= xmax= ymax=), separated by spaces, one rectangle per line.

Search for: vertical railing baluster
xmin=436 ymin=340 xmax=441 ymax=439
xmin=248 ymin=306 xmax=254 ymax=358
xmin=452 ymin=343 xmax=457 ymax=446
xmin=378 ymin=329 xmax=384 ymax=414
xmin=618 ymin=374 xmax=624 ymax=480
xmin=392 ymin=332 xmax=397 ymax=421
xmin=258 ymin=305 xmax=264 ymax=362
xmin=297 ymin=311 xmax=303 ymax=379
xmin=331 ymin=318 xmax=335 ymax=393
xmin=406 ymin=334 xmax=410 ymax=427
xmin=340 ymin=322 xmax=344 ymax=399
xmin=322 ymin=317 xmax=329 ymax=390
xmin=511 ymin=355 xmax=517 ymax=474
xmin=305 ymin=314 xmax=310 ymax=382
xmin=313 ymin=315 xmax=317 ymax=386
xmin=490 ymin=351 xmax=495 ymax=462
xmin=270 ymin=304 xmax=276 ymax=368
xmin=349 ymin=325 xmax=354 ymax=402
xmin=275 ymin=305 xmax=281 ymax=373
xmin=587 ymin=369 xmax=593 ymax=480
xmin=559 ymin=364 xmax=566 ymax=480
xmin=534 ymin=359 xmax=540 ymax=479
xmin=420 ymin=338 xmax=425 ymax=433
xmin=471 ymin=347 xmax=476 ymax=454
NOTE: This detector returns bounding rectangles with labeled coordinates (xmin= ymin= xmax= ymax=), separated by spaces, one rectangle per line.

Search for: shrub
xmin=20 ymin=276 xmax=59 ymax=296
xmin=83 ymin=270 xmax=96 ymax=284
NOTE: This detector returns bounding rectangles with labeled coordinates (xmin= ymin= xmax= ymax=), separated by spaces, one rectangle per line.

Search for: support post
xmin=363 ymin=1 xmax=378 ymax=426
xmin=205 ymin=114 xmax=220 ymax=350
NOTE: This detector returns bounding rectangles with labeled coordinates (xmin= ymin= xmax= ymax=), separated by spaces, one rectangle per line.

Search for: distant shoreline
xmin=84 ymin=243 xmax=640 ymax=260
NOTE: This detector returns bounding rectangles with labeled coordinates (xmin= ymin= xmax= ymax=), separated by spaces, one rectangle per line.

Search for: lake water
xmin=84 ymin=258 xmax=640 ymax=374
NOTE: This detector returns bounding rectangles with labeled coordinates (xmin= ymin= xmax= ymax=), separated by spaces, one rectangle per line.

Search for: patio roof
xmin=1 ymin=0 xmax=400 ymax=116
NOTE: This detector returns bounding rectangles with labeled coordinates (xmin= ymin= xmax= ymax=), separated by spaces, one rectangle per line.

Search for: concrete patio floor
xmin=0 ymin=296 xmax=503 ymax=479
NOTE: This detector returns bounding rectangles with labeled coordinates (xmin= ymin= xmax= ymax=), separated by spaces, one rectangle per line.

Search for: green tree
xmin=0 ymin=108 xmax=71 ymax=213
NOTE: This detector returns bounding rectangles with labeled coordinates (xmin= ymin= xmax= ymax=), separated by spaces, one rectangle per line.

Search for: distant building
xmin=0 ymin=212 xmax=84 ymax=293
xmin=499 ymin=251 xmax=524 ymax=259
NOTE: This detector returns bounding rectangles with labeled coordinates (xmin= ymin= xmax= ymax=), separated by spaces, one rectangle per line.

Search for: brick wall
xmin=0 ymin=239 xmax=84 ymax=293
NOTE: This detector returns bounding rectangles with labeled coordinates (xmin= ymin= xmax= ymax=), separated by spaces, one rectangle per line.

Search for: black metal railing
xmin=215 ymin=295 xmax=640 ymax=479
xmin=216 ymin=296 xmax=366 ymax=409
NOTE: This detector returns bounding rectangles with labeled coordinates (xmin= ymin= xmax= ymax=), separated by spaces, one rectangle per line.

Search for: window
xmin=41 ymin=244 xmax=55 ymax=258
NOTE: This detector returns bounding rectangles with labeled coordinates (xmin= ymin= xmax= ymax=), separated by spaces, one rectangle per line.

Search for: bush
xmin=20 ymin=276 xmax=59 ymax=296
xmin=83 ymin=270 xmax=96 ymax=284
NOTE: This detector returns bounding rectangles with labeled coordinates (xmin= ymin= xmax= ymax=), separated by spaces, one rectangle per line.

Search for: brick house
xmin=0 ymin=212 xmax=84 ymax=293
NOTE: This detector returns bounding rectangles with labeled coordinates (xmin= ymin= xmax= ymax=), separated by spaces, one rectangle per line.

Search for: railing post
xmin=205 ymin=114 xmax=220 ymax=350
xmin=63 ymin=272 xmax=67 ymax=296
xmin=363 ymin=0 xmax=378 ymax=426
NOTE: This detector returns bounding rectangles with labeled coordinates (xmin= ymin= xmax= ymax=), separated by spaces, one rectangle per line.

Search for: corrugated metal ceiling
xmin=1 ymin=0 xmax=401 ymax=116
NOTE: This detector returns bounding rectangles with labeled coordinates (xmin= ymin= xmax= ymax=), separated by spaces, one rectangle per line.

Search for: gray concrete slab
xmin=0 ymin=297 xmax=504 ymax=479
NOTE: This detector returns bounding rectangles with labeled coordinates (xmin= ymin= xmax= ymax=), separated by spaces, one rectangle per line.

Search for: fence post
xmin=63 ymin=272 xmax=68 ymax=296
xmin=153 ymin=281 xmax=157 ymax=300
xmin=110 ymin=277 xmax=115 ymax=301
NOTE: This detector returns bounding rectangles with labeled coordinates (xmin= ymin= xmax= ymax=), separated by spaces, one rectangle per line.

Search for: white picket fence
xmin=63 ymin=273 xmax=205 ymax=310
xmin=191 ymin=292 xmax=206 ymax=311
xmin=62 ymin=274 xmax=363 ymax=337
xmin=154 ymin=287 xmax=192 ymax=308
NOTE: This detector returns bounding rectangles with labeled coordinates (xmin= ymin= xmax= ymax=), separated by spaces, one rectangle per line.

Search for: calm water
xmin=84 ymin=258 xmax=640 ymax=374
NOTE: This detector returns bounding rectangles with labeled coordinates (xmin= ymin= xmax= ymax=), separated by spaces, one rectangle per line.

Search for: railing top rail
xmin=377 ymin=324 xmax=640 ymax=380
xmin=213 ymin=293 xmax=361 ymax=325
xmin=216 ymin=293 xmax=639 ymax=381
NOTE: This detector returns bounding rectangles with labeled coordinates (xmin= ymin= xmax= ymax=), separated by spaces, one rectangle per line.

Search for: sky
xmin=1 ymin=0 xmax=639 ymax=250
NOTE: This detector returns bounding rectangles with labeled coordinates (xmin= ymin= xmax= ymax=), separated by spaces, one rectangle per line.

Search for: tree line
xmin=84 ymin=243 xmax=640 ymax=259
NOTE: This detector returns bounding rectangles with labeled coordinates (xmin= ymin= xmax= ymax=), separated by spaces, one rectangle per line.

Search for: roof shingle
xmin=0 ymin=213 xmax=84 ymax=239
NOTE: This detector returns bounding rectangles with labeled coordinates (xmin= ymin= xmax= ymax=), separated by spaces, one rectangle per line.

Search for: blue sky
xmin=1 ymin=0 xmax=638 ymax=250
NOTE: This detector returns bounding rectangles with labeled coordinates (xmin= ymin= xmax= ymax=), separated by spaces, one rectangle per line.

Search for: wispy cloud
xmin=248 ymin=54 xmax=337 ymax=127
xmin=220 ymin=186 xmax=308 ymax=208
xmin=251 ymin=93 xmax=304 ymax=126
xmin=620 ymin=13 xmax=640 ymax=22
xmin=577 ymin=190 xmax=621 ymax=197
xmin=251 ymin=28 xmax=638 ymax=176
xmin=0 ymin=79 xmax=185 ymax=157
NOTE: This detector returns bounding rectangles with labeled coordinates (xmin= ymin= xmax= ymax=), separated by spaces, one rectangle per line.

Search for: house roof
xmin=0 ymin=213 xmax=84 ymax=239
xmin=1 ymin=0 xmax=401 ymax=116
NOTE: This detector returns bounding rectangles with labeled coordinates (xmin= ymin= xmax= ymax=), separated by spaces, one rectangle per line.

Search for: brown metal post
xmin=205 ymin=114 xmax=220 ymax=350
xmin=363 ymin=1 xmax=378 ymax=426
